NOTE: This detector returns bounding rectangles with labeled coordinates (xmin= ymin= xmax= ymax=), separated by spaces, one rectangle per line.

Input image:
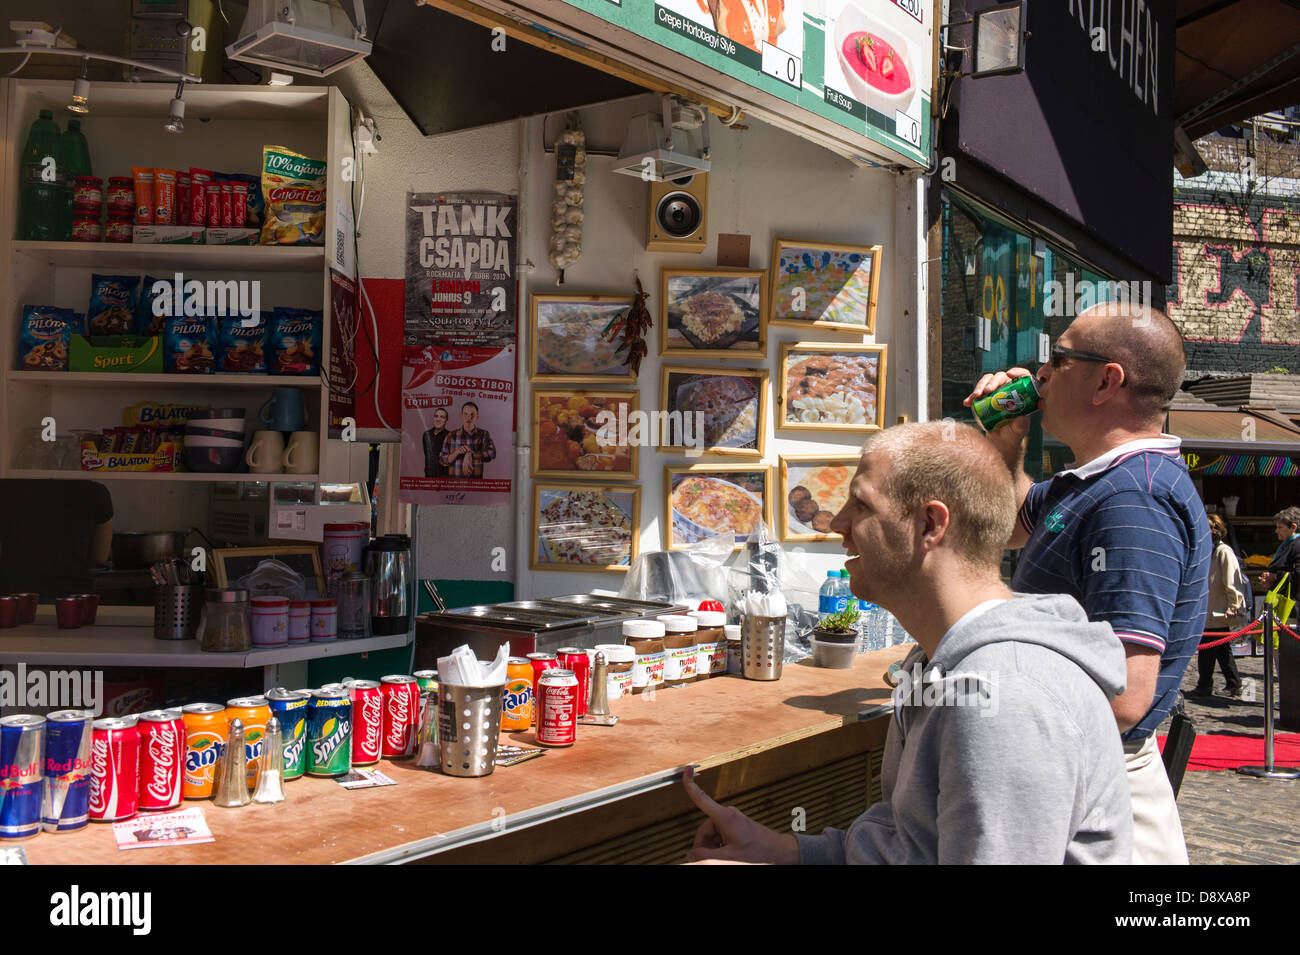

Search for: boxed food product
xmin=69 ymin=334 xmax=165 ymax=373
xmin=154 ymin=168 xmax=177 ymax=224
xmin=131 ymin=166 xmax=154 ymax=225
xmin=219 ymin=313 xmax=266 ymax=372
xmin=164 ymin=315 xmax=216 ymax=373
xmin=132 ymin=225 xmax=204 ymax=244
xmin=87 ymin=274 xmax=140 ymax=335
xmin=123 ymin=400 xmax=211 ymax=428
xmin=269 ymin=307 xmax=322 ymax=376
xmin=260 ymin=145 xmax=326 ymax=245
xmin=222 ymin=172 xmax=263 ymax=228
xmin=204 ymin=228 xmax=260 ymax=245
xmin=17 ymin=304 xmax=76 ymax=371
xmin=189 ymin=167 xmax=214 ymax=226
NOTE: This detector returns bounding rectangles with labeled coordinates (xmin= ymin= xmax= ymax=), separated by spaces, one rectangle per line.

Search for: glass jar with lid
xmin=199 ymin=588 xmax=250 ymax=652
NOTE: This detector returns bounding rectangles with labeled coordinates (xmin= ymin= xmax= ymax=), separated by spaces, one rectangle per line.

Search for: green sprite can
xmin=413 ymin=670 xmax=438 ymax=693
xmin=306 ymin=687 xmax=353 ymax=777
xmin=972 ymin=375 xmax=1041 ymax=432
xmin=266 ymin=688 xmax=310 ymax=780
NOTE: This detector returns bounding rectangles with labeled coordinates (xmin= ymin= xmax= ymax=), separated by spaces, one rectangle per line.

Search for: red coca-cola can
xmin=536 ymin=668 xmax=578 ymax=747
xmin=137 ymin=709 xmax=184 ymax=811
xmin=525 ymin=653 xmax=558 ymax=723
xmin=557 ymin=647 xmax=591 ymax=717
xmin=347 ymin=679 xmax=383 ymax=766
xmin=379 ymin=675 xmax=419 ymax=758
xmin=89 ymin=716 xmax=140 ymax=822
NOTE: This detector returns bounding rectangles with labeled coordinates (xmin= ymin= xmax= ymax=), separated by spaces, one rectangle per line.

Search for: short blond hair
xmin=862 ymin=422 xmax=1016 ymax=569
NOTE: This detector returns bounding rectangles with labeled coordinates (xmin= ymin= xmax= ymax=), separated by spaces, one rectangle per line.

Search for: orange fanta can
xmin=181 ymin=702 xmax=229 ymax=799
xmin=502 ymin=658 xmax=535 ymax=732
xmin=225 ymin=696 xmax=271 ymax=788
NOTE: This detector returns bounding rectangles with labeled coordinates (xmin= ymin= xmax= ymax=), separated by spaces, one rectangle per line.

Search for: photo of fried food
xmin=535 ymin=394 xmax=633 ymax=475
xmin=681 ymin=291 xmax=744 ymax=344
xmin=785 ymin=462 xmax=854 ymax=537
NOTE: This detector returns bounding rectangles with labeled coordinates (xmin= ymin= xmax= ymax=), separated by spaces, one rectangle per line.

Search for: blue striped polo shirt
xmin=1011 ymin=436 xmax=1211 ymax=742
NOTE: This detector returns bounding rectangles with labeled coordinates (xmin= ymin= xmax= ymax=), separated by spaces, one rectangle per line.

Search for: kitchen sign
xmin=560 ymin=0 xmax=932 ymax=165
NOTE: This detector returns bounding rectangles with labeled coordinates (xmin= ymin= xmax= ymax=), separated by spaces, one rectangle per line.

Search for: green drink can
xmin=413 ymin=670 xmax=438 ymax=693
xmin=306 ymin=687 xmax=353 ymax=777
xmin=972 ymin=375 xmax=1041 ymax=432
xmin=266 ymin=688 xmax=310 ymax=780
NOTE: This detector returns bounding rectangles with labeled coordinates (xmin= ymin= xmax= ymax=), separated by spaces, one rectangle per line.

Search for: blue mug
xmin=259 ymin=387 xmax=307 ymax=433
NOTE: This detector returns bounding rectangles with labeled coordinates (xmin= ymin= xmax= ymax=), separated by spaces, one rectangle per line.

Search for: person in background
xmin=439 ymin=401 xmax=496 ymax=479
xmin=683 ymin=422 xmax=1133 ymax=864
xmin=1259 ymin=507 xmax=1300 ymax=621
xmin=1191 ymin=513 xmax=1245 ymax=698
xmin=0 ymin=479 xmax=113 ymax=598
xmin=966 ymin=302 xmax=1209 ymax=865
xmin=421 ymin=407 xmax=450 ymax=478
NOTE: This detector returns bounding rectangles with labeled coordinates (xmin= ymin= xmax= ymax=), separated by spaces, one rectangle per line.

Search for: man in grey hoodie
xmin=684 ymin=422 xmax=1133 ymax=864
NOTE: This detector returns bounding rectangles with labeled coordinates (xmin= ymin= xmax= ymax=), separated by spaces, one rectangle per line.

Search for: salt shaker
xmin=252 ymin=715 xmax=286 ymax=804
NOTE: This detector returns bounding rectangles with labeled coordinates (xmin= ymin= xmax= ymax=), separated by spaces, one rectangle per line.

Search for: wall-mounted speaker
xmin=646 ymin=174 xmax=708 ymax=253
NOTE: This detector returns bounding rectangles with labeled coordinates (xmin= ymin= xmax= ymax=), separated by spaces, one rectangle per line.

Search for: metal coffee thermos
xmin=366 ymin=534 xmax=412 ymax=636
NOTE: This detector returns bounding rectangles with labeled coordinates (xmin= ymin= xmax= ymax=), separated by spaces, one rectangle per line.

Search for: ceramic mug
xmin=259 ymin=387 xmax=306 ymax=433
xmin=246 ymin=430 xmax=285 ymax=473
xmin=283 ymin=431 xmax=318 ymax=474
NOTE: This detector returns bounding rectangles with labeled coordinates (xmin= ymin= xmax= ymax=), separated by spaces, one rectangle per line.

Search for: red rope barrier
xmin=1194 ymin=614 xmax=1300 ymax=649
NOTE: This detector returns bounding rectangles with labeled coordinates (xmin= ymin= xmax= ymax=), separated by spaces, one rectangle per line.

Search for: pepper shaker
xmin=213 ymin=718 xmax=251 ymax=808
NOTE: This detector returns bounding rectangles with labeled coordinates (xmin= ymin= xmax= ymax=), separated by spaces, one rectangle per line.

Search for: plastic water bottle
xmin=855 ymin=600 xmax=886 ymax=651
xmin=18 ymin=109 xmax=64 ymax=241
xmin=838 ymin=569 xmax=852 ymax=612
xmin=59 ymin=118 xmax=93 ymax=240
xmin=818 ymin=571 xmax=841 ymax=623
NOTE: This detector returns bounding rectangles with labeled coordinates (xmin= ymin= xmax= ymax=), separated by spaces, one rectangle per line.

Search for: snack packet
xmin=189 ymin=167 xmax=214 ymax=226
xmin=269 ymin=307 xmax=321 ymax=375
xmin=88 ymin=274 xmax=140 ymax=335
xmin=154 ymin=168 xmax=177 ymax=225
xmin=164 ymin=315 xmax=216 ymax=374
xmin=260 ymin=146 xmax=326 ymax=246
xmin=223 ymin=172 xmax=263 ymax=228
xmin=17 ymin=305 xmax=76 ymax=371
xmin=219 ymin=313 xmax=267 ymax=373
xmin=136 ymin=275 xmax=167 ymax=337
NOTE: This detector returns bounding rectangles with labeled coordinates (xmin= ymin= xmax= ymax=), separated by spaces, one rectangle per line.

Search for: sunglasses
xmin=1048 ymin=344 xmax=1127 ymax=387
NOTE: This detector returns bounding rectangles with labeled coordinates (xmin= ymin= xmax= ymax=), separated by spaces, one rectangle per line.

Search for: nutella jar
xmin=659 ymin=614 xmax=698 ymax=688
xmin=624 ymin=620 xmax=665 ymax=694
xmin=594 ymin=643 xmax=635 ymax=699
xmin=725 ymin=624 xmax=742 ymax=675
xmin=692 ymin=610 xmax=726 ymax=679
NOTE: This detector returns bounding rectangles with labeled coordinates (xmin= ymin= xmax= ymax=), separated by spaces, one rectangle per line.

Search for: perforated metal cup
xmin=154 ymin=584 xmax=203 ymax=640
xmin=437 ymin=682 xmax=506 ymax=777
xmin=741 ymin=614 xmax=785 ymax=681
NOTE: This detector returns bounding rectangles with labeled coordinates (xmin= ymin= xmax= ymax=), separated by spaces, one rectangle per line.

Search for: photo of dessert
xmin=661 ymin=367 xmax=766 ymax=454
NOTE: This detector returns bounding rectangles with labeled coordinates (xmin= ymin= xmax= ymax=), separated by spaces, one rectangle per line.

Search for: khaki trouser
xmin=1124 ymin=735 xmax=1189 ymax=865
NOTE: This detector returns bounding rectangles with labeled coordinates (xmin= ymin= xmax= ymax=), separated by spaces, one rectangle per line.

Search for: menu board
xmin=560 ymin=0 xmax=932 ymax=165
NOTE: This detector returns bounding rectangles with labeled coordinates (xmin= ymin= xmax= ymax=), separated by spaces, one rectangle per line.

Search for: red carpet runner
xmin=1157 ymin=732 xmax=1300 ymax=771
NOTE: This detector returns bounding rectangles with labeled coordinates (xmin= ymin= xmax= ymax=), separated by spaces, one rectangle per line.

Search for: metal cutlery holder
xmin=438 ymin=682 xmax=506 ymax=777
xmin=741 ymin=614 xmax=785 ymax=681
xmin=154 ymin=584 xmax=203 ymax=640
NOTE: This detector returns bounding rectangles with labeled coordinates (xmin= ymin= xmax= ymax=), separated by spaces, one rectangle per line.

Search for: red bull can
xmin=971 ymin=375 xmax=1041 ymax=432
xmin=42 ymin=710 xmax=94 ymax=833
xmin=266 ymin=688 xmax=311 ymax=781
xmin=306 ymin=688 xmax=353 ymax=777
xmin=0 ymin=715 xmax=45 ymax=839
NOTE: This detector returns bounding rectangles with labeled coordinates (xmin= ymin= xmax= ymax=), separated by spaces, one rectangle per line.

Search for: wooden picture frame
xmin=768 ymin=238 xmax=883 ymax=334
xmin=529 ymin=293 xmax=637 ymax=383
xmin=659 ymin=267 xmax=767 ymax=358
xmin=658 ymin=363 xmax=769 ymax=458
xmin=531 ymin=482 xmax=641 ymax=573
xmin=777 ymin=342 xmax=887 ymax=433
xmin=531 ymin=389 xmax=639 ymax=481
xmin=212 ymin=545 xmax=326 ymax=598
xmin=778 ymin=454 xmax=861 ymax=542
xmin=664 ymin=464 xmax=773 ymax=551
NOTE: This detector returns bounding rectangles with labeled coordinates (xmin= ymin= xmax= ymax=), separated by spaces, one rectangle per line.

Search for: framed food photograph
xmin=768 ymin=238 xmax=882 ymax=333
xmin=778 ymin=342 xmax=887 ymax=432
xmin=531 ymin=483 xmax=641 ymax=573
xmin=664 ymin=465 xmax=773 ymax=551
xmin=530 ymin=293 xmax=636 ymax=383
xmin=659 ymin=364 xmax=768 ymax=457
xmin=778 ymin=455 xmax=860 ymax=542
xmin=531 ymin=390 xmax=638 ymax=481
xmin=660 ymin=267 xmax=766 ymax=358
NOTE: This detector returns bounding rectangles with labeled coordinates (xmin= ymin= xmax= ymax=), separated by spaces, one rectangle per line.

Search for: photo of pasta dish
xmin=539 ymin=490 xmax=633 ymax=565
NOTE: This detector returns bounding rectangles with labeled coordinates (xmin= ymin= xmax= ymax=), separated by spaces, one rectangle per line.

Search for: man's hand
xmin=964 ymin=367 xmax=1035 ymax=548
xmin=682 ymin=766 xmax=800 ymax=864
xmin=1260 ymin=571 xmax=1275 ymax=587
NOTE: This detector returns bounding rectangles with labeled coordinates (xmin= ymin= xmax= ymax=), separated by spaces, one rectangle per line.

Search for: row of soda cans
xmin=0 ymin=673 xmax=436 ymax=839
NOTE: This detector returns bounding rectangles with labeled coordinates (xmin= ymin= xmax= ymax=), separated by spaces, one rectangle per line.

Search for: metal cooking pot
xmin=111 ymin=531 xmax=187 ymax=569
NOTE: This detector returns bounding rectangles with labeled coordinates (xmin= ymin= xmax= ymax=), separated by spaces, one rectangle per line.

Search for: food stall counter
xmin=21 ymin=645 xmax=908 ymax=865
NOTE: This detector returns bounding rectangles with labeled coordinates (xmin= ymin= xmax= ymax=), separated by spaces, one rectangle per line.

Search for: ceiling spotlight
xmin=164 ymin=80 xmax=185 ymax=133
xmin=67 ymin=58 xmax=89 ymax=114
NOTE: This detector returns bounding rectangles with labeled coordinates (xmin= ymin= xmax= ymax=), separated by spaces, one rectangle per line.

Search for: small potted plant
xmin=813 ymin=606 xmax=860 ymax=644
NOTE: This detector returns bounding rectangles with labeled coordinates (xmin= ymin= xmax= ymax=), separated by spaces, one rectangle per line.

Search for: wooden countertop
xmin=21 ymin=646 xmax=906 ymax=865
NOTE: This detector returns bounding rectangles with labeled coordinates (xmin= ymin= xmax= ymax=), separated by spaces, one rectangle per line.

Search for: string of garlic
xmin=549 ymin=119 xmax=586 ymax=273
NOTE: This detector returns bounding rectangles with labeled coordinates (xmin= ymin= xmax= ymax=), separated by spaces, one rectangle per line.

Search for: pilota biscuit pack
xmin=219 ymin=314 xmax=267 ymax=372
xmin=164 ymin=315 xmax=216 ymax=374
xmin=269 ymin=307 xmax=321 ymax=376
xmin=88 ymin=275 xmax=140 ymax=335
xmin=18 ymin=304 xmax=76 ymax=371
xmin=260 ymin=146 xmax=326 ymax=246
xmin=136 ymin=275 xmax=167 ymax=337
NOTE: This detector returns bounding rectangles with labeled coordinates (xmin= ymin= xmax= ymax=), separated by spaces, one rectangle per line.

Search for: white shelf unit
xmin=1 ymin=80 xmax=355 ymax=490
